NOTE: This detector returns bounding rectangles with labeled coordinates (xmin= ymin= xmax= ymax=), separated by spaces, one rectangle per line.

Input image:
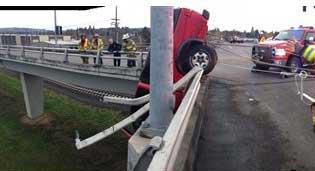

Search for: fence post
xmin=137 ymin=53 xmax=142 ymax=70
xmin=96 ymin=50 xmax=100 ymax=65
xmin=64 ymin=48 xmax=69 ymax=63
xmin=21 ymin=46 xmax=25 ymax=58
xmin=6 ymin=45 xmax=10 ymax=57
xmin=40 ymin=47 xmax=44 ymax=60
xmin=140 ymin=6 xmax=174 ymax=138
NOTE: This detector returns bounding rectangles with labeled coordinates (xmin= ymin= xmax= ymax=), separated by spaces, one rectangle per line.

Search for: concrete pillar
xmin=20 ymin=73 xmax=44 ymax=119
xmin=140 ymin=6 xmax=174 ymax=138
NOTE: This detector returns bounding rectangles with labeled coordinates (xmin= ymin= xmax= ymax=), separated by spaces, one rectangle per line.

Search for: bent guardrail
xmin=75 ymin=67 xmax=203 ymax=150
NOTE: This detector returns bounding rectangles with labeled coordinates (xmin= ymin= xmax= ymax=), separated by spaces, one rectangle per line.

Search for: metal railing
xmin=75 ymin=67 xmax=203 ymax=150
xmin=0 ymin=45 xmax=149 ymax=70
xmin=147 ymin=68 xmax=204 ymax=171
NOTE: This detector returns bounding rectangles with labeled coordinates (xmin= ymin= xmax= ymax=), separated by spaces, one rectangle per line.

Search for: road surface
xmin=196 ymin=44 xmax=315 ymax=171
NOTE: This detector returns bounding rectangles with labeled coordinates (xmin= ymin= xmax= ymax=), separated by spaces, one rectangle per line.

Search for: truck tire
xmin=179 ymin=44 xmax=217 ymax=75
xmin=255 ymin=64 xmax=269 ymax=70
xmin=286 ymin=56 xmax=300 ymax=73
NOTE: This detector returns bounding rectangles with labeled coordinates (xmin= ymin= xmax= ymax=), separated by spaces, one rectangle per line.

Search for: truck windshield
xmin=274 ymin=30 xmax=304 ymax=41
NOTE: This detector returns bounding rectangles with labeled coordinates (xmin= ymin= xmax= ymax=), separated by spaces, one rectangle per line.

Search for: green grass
xmin=0 ymin=71 xmax=127 ymax=171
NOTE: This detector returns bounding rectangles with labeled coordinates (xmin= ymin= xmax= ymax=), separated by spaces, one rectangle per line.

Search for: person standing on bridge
xmin=122 ymin=34 xmax=137 ymax=67
xmin=107 ymin=38 xmax=122 ymax=67
xmin=78 ymin=34 xmax=90 ymax=64
xmin=91 ymin=33 xmax=104 ymax=66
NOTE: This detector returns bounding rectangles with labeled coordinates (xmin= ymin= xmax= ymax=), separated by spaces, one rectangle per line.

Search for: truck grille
xmin=252 ymin=45 xmax=273 ymax=61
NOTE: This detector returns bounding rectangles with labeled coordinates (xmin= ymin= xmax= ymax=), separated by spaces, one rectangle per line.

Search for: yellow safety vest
xmin=303 ymin=45 xmax=315 ymax=62
xmin=78 ymin=39 xmax=89 ymax=51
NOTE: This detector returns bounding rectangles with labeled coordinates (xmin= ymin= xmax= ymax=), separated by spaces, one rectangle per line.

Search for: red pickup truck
xmin=130 ymin=8 xmax=218 ymax=129
xmin=252 ymin=26 xmax=315 ymax=72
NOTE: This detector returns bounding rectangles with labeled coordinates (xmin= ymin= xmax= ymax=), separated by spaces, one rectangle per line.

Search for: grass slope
xmin=0 ymin=71 xmax=127 ymax=171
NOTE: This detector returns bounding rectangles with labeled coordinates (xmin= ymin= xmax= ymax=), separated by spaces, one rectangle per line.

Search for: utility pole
xmin=111 ymin=6 xmax=120 ymax=42
xmin=54 ymin=10 xmax=57 ymax=46
xmin=140 ymin=6 xmax=174 ymax=138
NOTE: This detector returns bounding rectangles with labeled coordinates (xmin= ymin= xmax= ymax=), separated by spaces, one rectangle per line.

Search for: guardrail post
xmin=96 ymin=50 xmax=101 ymax=65
xmin=137 ymin=53 xmax=142 ymax=70
xmin=140 ymin=6 xmax=174 ymax=138
xmin=21 ymin=46 xmax=25 ymax=58
xmin=40 ymin=47 xmax=44 ymax=60
xmin=140 ymin=53 xmax=145 ymax=68
xmin=6 ymin=45 xmax=10 ymax=57
xmin=64 ymin=48 xmax=69 ymax=63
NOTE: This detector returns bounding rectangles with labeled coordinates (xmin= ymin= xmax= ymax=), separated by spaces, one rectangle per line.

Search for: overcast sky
xmin=0 ymin=0 xmax=313 ymax=32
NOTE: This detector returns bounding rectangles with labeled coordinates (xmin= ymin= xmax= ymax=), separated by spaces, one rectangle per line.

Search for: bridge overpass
xmin=0 ymin=45 xmax=148 ymax=118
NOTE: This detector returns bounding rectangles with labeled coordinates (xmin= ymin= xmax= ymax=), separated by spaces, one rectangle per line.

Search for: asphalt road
xmin=196 ymin=44 xmax=315 ymax=171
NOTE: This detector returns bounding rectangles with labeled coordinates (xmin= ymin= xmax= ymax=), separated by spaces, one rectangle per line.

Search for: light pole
xmin=54 ymin=10 xmax=57 ymax=46
xmin=140 ymin=6 xmax=174 ymax=138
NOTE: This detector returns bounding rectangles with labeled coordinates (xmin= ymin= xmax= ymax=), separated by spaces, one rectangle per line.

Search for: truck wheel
xmin=179 ymin=44 xmax=217 ymax=75
xmin=255 ymin=64 xmax=269 ymax=70
xmin=286 ymin=57 xmax=299 ymax=73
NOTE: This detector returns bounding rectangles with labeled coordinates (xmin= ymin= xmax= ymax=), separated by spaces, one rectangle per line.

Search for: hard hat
xmin=94 ymin=33 xmax=99 ymax=37
xmin=122 ymin=34 xmax=130 ymax=40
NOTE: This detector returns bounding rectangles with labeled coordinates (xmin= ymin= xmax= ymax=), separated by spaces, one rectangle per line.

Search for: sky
xmin=0 ymin=0 xmax=313 ymax=32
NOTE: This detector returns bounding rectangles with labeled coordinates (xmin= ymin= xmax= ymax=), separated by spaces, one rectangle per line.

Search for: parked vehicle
xmin=230 ymin=36 xmax=244 ymax=43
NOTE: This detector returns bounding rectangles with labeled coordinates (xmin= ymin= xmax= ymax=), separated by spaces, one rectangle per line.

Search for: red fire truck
xmin=130 ymin=8 xmax=218 ymax=129
xmin=252 ymin=26 xmax=315 ymax=73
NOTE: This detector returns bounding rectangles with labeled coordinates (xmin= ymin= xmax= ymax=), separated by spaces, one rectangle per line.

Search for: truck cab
xmin=252 ymin=26 xmax=315 ymax=72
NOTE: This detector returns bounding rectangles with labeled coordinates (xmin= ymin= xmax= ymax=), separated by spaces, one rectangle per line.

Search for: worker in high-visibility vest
xmin=302 ymin=44 xmax=315 ymax=63
xmin=91 ymin=33 xmax=104 ymax=65
xmin=286 ymin=37 xmax=315 ymax=67
xmin=122 ymin=34 xmax=137 ymax=67
xmin=78 ymin=34 xmax=90 ymax=64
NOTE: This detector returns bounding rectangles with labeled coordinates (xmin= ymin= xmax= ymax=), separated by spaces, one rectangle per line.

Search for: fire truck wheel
xmin=286 ymin=56 xmax=299 ymax=73
xmin=181 ymin=44 xmax=217 ymax=75
xmin=255 ymin=64 xmax=269 ymax=70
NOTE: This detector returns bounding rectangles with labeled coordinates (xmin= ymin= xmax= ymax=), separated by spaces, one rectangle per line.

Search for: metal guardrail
xmin=101 ymin=67 xmax=203 ymax=105
xmin=0 ymin=45 xmax=149 ymax=70
xmin=147 ymin=68 xmax=204 ymax=171
xmin=75 ymin=67 xmax=203 ymax=150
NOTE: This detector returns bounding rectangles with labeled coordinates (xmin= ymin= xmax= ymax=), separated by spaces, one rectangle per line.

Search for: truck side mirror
xmin=202 ymin=10 xmax=209 ymax=20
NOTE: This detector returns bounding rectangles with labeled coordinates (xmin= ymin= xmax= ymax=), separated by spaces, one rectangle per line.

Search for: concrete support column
xmin=20 ymin=73 xmax=44 ymax=119
xmin=140 ymin=6 xmax=174 ymax=138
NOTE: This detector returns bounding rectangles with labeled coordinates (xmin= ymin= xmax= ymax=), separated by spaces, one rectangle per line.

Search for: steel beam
xmin=20 ymin=73 xmax=44 ymax=119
